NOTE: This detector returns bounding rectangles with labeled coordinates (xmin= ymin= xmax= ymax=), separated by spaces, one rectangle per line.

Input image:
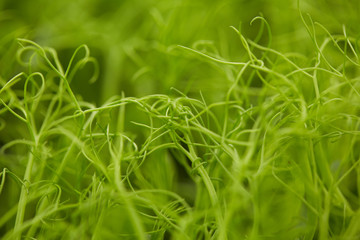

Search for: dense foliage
xmin=1 ymin=0 xmax=360 ymax=239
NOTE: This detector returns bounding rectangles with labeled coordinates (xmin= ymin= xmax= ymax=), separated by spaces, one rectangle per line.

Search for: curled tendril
xmin=16 ymin=45 xmax=38 ymax=66
xmin=16 ymin=39 xmax=83 ymax=111
xmin=35 ymin=183 xmax=62 ymax=212
xmin=24 ymin=72 xmax=45 ymax=112
xmin=0 ymin=72 xmax=26 ymax=95
xmin=314 ymin=22 xmax=360 ymax=67
xmin=65 ymin=44 xmax=99 ymax=84
xmin=17 ymin=38 xmax=66 ymax=77
xmin=250 ymin=15 xmax=272 ymax=49
xmin=192 ymin=40 xmax=220 ymax=57
xmin=230 ymin=26 xmax=259 ymax=65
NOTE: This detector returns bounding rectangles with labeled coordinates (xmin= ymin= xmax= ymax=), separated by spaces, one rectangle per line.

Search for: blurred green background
xmin=1 ymin=0 xmax=359 ymax=104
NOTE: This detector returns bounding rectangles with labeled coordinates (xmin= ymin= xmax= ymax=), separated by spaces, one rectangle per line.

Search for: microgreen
xmin=1 ymin=1 xmax=360 ymax=239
